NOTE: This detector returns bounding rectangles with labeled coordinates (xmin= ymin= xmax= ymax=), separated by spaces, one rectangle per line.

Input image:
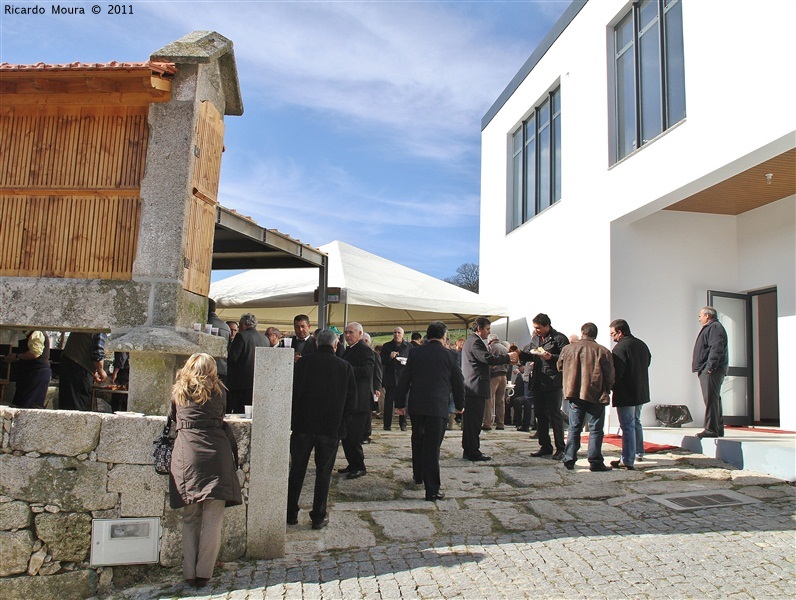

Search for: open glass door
xmin=708 ymin=291 xmax=753 ymax=426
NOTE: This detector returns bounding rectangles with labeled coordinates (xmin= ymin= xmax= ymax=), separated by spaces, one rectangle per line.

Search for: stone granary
xmin=0 ymin=31 xmax=325 ymax=414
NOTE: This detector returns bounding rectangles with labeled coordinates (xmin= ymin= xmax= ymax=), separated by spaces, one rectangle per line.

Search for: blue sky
xmin=1 ymin=0 xmax=569 ymax=282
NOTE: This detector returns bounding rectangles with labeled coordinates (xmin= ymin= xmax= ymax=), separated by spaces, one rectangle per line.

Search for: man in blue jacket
xmin=692 ymin=306 xmax=728 ymax=438
xmin=395 ymin=321 xmax=465 ymax=501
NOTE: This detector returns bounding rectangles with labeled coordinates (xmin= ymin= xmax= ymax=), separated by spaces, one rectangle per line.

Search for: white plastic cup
xmin=244 ymin=405 xmax=252 ymax=418
xmin=193 ymin=323 xmax=202 ymax=331
xmin=211 ymin=327 xmax=219 ymax=335
xmin=204 ymin=324 xmax=213 ymax=334
xmin=282 ymin=337 xmax=292 ymax=348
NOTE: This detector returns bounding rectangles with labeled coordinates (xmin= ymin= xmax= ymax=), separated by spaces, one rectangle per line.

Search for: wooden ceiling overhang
xmin=0 ymin=61 xmax=175 ymax=107
xmin=666 ymin=148 xmax=796 ymax=215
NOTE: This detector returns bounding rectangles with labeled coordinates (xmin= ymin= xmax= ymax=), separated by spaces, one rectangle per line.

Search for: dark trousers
xmin=341 ymin=411 xmax=368 ymax=471
xmin=287 ymin=433 xmax=340 ymax=523
xmin=226 ymin=388 xmax=251 ymax=414
xmin=521 ymin=393 xmax=535 ymax=429
xmin=461 ymin=394 xmax=486 ymax=458
xmin=12 ymin=365 xmax=51 ymax=409
xmin=58 ymin=356 xmax=93 ymax=411
xmin=383 ymin=387 xmax=407 ymax=430
xmin=699 ymin=370 xmax=726 ymax=435
xmin=409 ymin=414 xmax=447 ymax=497
xmin=533 ymin=388 xmax=565 ymax=453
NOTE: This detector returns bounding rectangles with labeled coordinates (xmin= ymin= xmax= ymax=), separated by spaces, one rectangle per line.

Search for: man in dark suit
xmin=362 ymin=332 xmax=382 ymax=444
xmin=288 ymin=314 xmax=317 ymax=362
xmin=287 ymin=329 xmax=357 ymax=530
xmin=207 ymin=298 xmax=231 ymax=384
xmin=380 ymin=326 xmax=411 ymax=431
xmin=609 ymin=319 xmax=652 ymax=469
xmin=461 ymin=316 xmax=517 ymax=461
xmin=226 ymin=313 xmax=268 ymax=413
xmin=339 ymin=322 xmax=375 ymax=479
xmin=395 ymin=321 xmax=465 ymax=501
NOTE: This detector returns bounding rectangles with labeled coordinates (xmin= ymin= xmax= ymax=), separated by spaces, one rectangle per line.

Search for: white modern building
xmin=480 ymin=0 xmax=795 ymax=430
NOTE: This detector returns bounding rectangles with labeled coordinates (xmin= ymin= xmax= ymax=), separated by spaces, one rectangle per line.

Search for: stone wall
xmin=0 ymin=407 xmax=251 ymax=598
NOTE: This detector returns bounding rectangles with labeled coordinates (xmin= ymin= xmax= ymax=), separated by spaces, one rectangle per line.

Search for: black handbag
xmin=152 ymin=416 xmax=174 ymax=475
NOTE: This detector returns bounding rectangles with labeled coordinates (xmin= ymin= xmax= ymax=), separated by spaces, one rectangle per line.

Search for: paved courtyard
xmin=100 ymin=424 xmax=795 ymax=599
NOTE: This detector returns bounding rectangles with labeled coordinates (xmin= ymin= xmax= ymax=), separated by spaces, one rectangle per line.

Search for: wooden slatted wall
xmin=183 ymin=101 xmax=225 ymax=296
xmin=0 ymin=105 xmax=146 ymax=279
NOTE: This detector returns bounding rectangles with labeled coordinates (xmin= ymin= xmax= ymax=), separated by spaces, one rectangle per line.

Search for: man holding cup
xmin=287 ymin=314 xmax=317 ymax=362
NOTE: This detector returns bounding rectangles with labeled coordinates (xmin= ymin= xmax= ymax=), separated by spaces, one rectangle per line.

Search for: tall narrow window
xmin=612 ymin=0 xmax=685 ymax=163
xmin=507 ymin=86 xmax=561 ymax=233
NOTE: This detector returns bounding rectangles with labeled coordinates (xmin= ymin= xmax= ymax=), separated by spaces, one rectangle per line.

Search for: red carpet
xmin=726 ymin=426 xmax=795 ymax=434
xmin=582 ymin=433 xmax=678 ymax=453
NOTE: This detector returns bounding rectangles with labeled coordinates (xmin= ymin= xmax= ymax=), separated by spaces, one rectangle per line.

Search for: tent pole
xmin=317 ymin=256 xmax=329 ymax=329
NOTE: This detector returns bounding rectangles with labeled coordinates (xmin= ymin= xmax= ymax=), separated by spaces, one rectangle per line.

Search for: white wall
xmin=610 ymin=211 xmax=738 ymax=427
xmin=480 ymin=0 xmax=795 ymax=428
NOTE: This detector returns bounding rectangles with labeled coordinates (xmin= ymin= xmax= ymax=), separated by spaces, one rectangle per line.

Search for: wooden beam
xmin=85 ymin=77 xmax=119 ymax=92
xmin=4 ymin=90 xmax=171 ymax=106
xmin=0 ymin=188 xmax=142 ymax=198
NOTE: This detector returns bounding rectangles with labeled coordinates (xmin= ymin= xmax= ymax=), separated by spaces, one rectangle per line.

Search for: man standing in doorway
xmin=519 ymin=313 xmax=570 ymax=460
xmin=339 ymin=322 xmax=375 ymax=479
xmin=692 ymin=306 xmax=729 ymax=438
xmin=380 ymin=326 xmax=411 ymax=431
xmin=461 ymin=317 xmax=517 ymax=462
xmin=609 ymin=319 xmax=652 ymax=469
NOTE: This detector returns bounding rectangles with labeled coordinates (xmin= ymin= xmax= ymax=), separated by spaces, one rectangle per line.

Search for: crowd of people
xmin=0 ymin=302 xmax=728 ymax=590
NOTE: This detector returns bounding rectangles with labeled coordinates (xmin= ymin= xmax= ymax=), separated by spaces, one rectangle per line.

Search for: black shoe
xmin=696 ymin=430 xmax=719 ymax=438
xmin=495 ymin=424 xmax=505 ymax=430
xmin=400 ymin=425 xmax=407 ymax=431
xmin=610 ymin=460 xmax=635 ymax=470
xmin=185 ymin=579 xmax=197 ymax=588
xmin=531 ymin=449 xmax=552 ymax=457
xmin=286 ymin=514 xmax=298 ymax=525
xmin=551 ymin=451 xmax=565 ymax=461
xmin=590 ymin=463 xmax=612 ymax=472
xmin=311 ymin=517 xmax=329 ymax=530
xmin=517 ymin=426 xmax=530 ymax=432
xmin=563 ymin=460 xmax=575 ymax=470
xmin=413 ymin=478 xmax=423 ymax=485
xmin=383 ymin=427 xmax=392 ymax=431
xmin=469 ymin=454 xmax=492 ymax=462
xmin=529 ymin=432 xmax=539 ymax=439
xmin=195 ymin=578 xmax=209 ymax=588
xmin=481 ymin=426 xmax=492 ymax=431
xmin=425 ymin=492 xmax=445 ymax=501
xmin=337 ymin=466 xmax=352 ymax=474
xmin=346 ymin=469 xmax=367 ymax=479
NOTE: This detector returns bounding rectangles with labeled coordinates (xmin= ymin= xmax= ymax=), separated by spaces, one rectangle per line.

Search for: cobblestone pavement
xmin=100 ymin=424 xmax=795 ymax=599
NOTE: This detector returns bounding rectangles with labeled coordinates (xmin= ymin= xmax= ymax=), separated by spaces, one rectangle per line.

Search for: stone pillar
xmin=108 ymin=328 xmax=227 ymax=414
xmin=246 ymin=347 xmax=293 ymax=559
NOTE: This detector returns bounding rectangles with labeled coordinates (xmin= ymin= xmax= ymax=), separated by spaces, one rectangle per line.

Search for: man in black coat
xmin=380 ymin=326 xmax=411 ymax=431
xmin=226 ymin=313 xmax=268 ymax=413
xmin=609 ymin=319 xmax=652 ymax=469
xmin=461 ymin=316 xmax=517 ymax=462
xmin=339 ymin=322 xmax=376 ymax=479
xmin=287 ymin=329 xmax=357 ymax=529
xmin=395 ymin=321 xmax=464 ymax=501
xmin=288 ymin=314 xmax=317 ymax=361
xmin=518 ymin=313 xmax=570 ymax=460
xmin=692 ymin=306 xmax=729 ymax=438
xmin=207 ymin=298 xmax=231 ymax=383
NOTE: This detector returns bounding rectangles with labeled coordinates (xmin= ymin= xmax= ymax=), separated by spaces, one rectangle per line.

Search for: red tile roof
xmin=0 ymin=61 xmax=177 ymax=75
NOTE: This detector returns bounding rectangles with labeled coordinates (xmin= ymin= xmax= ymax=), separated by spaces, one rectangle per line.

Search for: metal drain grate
xmin=648 ymin=489 xmax=760 ymax=511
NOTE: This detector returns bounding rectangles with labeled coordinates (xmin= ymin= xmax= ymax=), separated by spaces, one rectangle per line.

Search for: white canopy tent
xmin=210 ymin=240 xmax=508 ymax=331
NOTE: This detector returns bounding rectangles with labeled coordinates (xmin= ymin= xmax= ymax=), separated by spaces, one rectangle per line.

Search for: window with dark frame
xmin=613 ymin=0 xmax=685 ymax=163
xmin=507 ymin=86 xmax=561 ymax=233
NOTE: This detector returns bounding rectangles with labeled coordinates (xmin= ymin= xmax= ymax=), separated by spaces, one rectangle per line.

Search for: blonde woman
xmin=168 ymin=353 xmax=241 ymax=589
